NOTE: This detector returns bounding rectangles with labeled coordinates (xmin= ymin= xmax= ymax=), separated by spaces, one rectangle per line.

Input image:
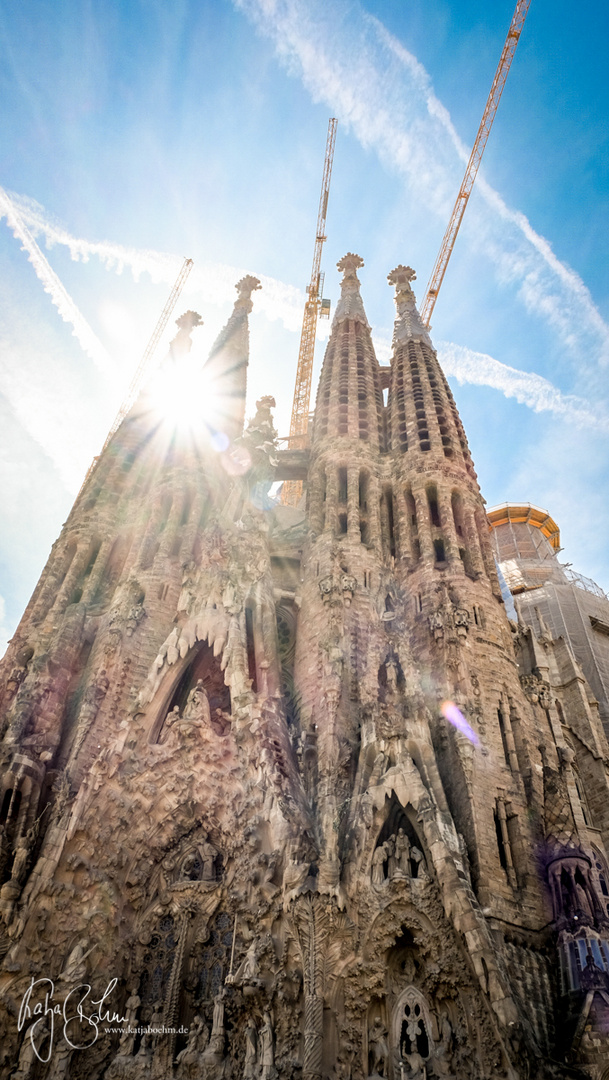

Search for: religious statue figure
xmin=119 ymin=987 xmax=141 ymax=1053
xmin=10 ymin=834 xmax=31 ymax=886
xmin=394 ymin=828 xmax=411 ymax=877
xmin=243 ymin=1017 xmax=258 ymax=1080
xmin=183 ymin=679 xmax=211 ymax=725
xmin=411 ymin=846 xmax=429 ymax=881
xmin=238 ymin=940 xmax=259 ymax=983
xmin=206 ymin=988 xmax=226 ymax=1060
xmin=371 ymin=843 xmax=387 ymax=886
xmin=432 ymin=1013 xmax=454 ymax=1077
xmin=176 ymin=1015 xmax=209 ymax=1073
xmin=368 ymin=1016 xmax=389 ymax=1077
xmin=199 ymin=836 xmax=218 ymax=881
xmin=385 ymin=834 xmax=397 ymax=879
xmin=59 ymin=939 xmax=91 ymax=984
xmin=13 ymin=1017 xmax=50 ymax=1079
xmin=258 ymin=1011 xmax=274 ymax=1080
xmin=403 ymin=1050 xmax=427 ymax=1080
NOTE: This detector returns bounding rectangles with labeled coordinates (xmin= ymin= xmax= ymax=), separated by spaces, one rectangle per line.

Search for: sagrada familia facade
xmin=1 ymin=254 xmax=609 ymax=1080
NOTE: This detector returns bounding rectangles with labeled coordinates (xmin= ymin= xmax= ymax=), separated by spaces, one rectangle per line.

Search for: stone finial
xmin=387 ymin=265 xmax=416 ymax=292
xmin=337 ymin=253 xmax=364 ymax=279
xmin=170 ymin=311 xmax=204 ymax=355
xmin=235 ymin=275 xmax=262 ymax=310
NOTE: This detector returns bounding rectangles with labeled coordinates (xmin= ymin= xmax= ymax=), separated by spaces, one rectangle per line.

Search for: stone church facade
xmin=1 ymin=256 xmax=609 ymax=1079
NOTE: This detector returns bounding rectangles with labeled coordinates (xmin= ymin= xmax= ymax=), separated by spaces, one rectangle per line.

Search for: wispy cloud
xmin=0 ymin=187 xmax=113 ymax=374
xmin=5 ymin=186 xmax=604 ymax=432
xmin=436 ymin=341 xmax=609 ymax=431
xmin=235 ymin=0 xmax=609 ymax=367
xmin=6 ymin=190 xmax=306 ymax=334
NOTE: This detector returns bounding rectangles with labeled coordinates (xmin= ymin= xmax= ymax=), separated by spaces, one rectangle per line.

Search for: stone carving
xmin=258 ymin=1010 xmax=274 ymax=1080
xmin=341 ymin=573 xmax=357 ymax=605
xmin=13 ymin=1016 xmax=50 ymax=1079
xmin=4 ymin=645 xmax=34 ymax=702
xmin=368 ymin=1015 xmax=389 ymax=1077
xmin=243 ymin=1016 xmax=258 ymax=1079
xmin=205 ymin=987 xmax=227 ymax=1062
xmin=411 ymin=846 xmax=429 ymax=881
xmin=429 ymin=596 xmax=469 ymax=644
xmin=394 ymin=828 xmax=411 ymax=877
xmin=176 ymin=1015 xmax=209 ymax=1074
xmin=520 ymin=672 xmax=552 ymax=708
xmin=59 ymin=938 xmax=92 ymax=984
xmin=371 ymin=842 xmax=388 ymax=886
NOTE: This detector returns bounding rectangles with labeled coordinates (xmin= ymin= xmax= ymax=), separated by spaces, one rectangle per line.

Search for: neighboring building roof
xmin=486 ymin=502 xmax=561 ymax=551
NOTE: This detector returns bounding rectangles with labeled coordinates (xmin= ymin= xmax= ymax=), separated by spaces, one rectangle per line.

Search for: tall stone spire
xmin=331 ymin=252 xmax=370 ymax=327
xmin=312 ymin=254 xmax=383 ymax=453
xmin=387 ymin=264 xmax=432 ymax=348
xmin=203 ymin=274 xmax=261 ymax=442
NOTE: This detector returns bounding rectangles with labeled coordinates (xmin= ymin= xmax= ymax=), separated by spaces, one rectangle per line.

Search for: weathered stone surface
xmin=0 ymin=264 xmax=608 ymax=1079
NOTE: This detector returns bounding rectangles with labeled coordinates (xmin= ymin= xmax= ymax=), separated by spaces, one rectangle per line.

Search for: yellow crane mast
xmin=77 ymin=256 xmax=193 ymax=497
xmin=420 ymin=0 xmax=531 ymax=327
xmin=282 ymin=118 xmax=338 ymax=507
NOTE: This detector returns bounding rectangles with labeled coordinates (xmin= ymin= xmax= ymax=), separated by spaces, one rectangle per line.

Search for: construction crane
xmin=105 ymin=256 xmax=194 ymax=442
xmin=77 ymin=257 xmax=193 ymax=496
xmin=420 ymin=0 xmax=531 ymax=327
xmin=282 ymin=118 xmax=338 ymax=507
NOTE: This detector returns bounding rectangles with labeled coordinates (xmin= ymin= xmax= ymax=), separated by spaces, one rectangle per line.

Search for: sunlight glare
xmin=148 ymin=355 xmax=221 ymax=438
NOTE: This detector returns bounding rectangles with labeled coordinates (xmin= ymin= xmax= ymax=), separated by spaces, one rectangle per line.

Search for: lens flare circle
xmin=440 ymin=700 xmax=479 ymax=746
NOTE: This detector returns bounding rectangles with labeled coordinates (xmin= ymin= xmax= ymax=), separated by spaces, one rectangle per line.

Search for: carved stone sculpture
xmin=258 ymin=1010 xmax=274 ymax=1080
xmin=368 ymin=1015 xmax=389 ymax=1077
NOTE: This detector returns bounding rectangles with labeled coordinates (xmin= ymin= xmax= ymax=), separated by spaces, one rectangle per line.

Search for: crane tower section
xmin=420 ymin=0 xmax=531 ymax=327
xmin=282 ymin=119 xmax=337 ymax=508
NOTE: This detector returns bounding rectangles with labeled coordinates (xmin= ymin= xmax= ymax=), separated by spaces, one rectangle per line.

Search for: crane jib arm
xmin=420 ymin=0 xmax=531 ymax=326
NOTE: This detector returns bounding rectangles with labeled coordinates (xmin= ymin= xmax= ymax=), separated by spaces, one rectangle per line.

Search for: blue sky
xmin=0 ymin=0 xmax=608 ymax=650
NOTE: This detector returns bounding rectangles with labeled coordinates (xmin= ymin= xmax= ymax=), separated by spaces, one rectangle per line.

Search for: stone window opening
xmin=158 ymin=582 xmax=170 ymax=601
xmin=82 ymin=539 xmax=102 ymax=579
xmin=56 ymin=541 xmax=77 ymax=591
xmin=359 ymin=471 xmax=370 ymax=545
xmin=433 ymin=539 xmax=446 ymax=564
xmin=0 ymin=787 xmax=21 ymax=826
xmin=338 ymin=513 xmax=348 ymax=536
xmin=574 ymin=770 xmax=593 ymax=827
xmin=427 ymin=487 xmax=441 ymax=528
xmin=245 ymin=606 xmax=258 ymax=693
xmin=380 ymin=487 xmax=396 ymax=561
xmin=158 ymin=492 xmax=173 ymax=532
xmin=497 ymin=708 xmax=511 ymax=768
xmin=338 ymin=467 xmax=348 ymax=504
xmin=473 ymin=604 xmax=485 ymax=628
xmin=392 ymin=986 xmax=433 ymax=1065
xmin=417 ymin=594 xmax=423 ymax=614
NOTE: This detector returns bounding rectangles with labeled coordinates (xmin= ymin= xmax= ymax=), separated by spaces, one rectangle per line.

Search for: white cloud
xmin=234 ymin=0 xmax=609 ymax=367
xmin=437 ymin=341 xmax=609 ymax=431
xmin=0 ymin=187 xmax=113 ymax=375
xmin=6 ymin=190 xmax=307 ymax=335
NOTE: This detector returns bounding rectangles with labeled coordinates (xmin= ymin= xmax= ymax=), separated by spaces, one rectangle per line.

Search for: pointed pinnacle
xmin=337 ymin=253 xmax=364 ymax=280
xmin=387 ymin=265 xmax=416 ymax=292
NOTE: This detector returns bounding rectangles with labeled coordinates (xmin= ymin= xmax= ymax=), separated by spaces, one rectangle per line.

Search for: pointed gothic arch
xmin=149 ymin=640 xmax=230 ymax=744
